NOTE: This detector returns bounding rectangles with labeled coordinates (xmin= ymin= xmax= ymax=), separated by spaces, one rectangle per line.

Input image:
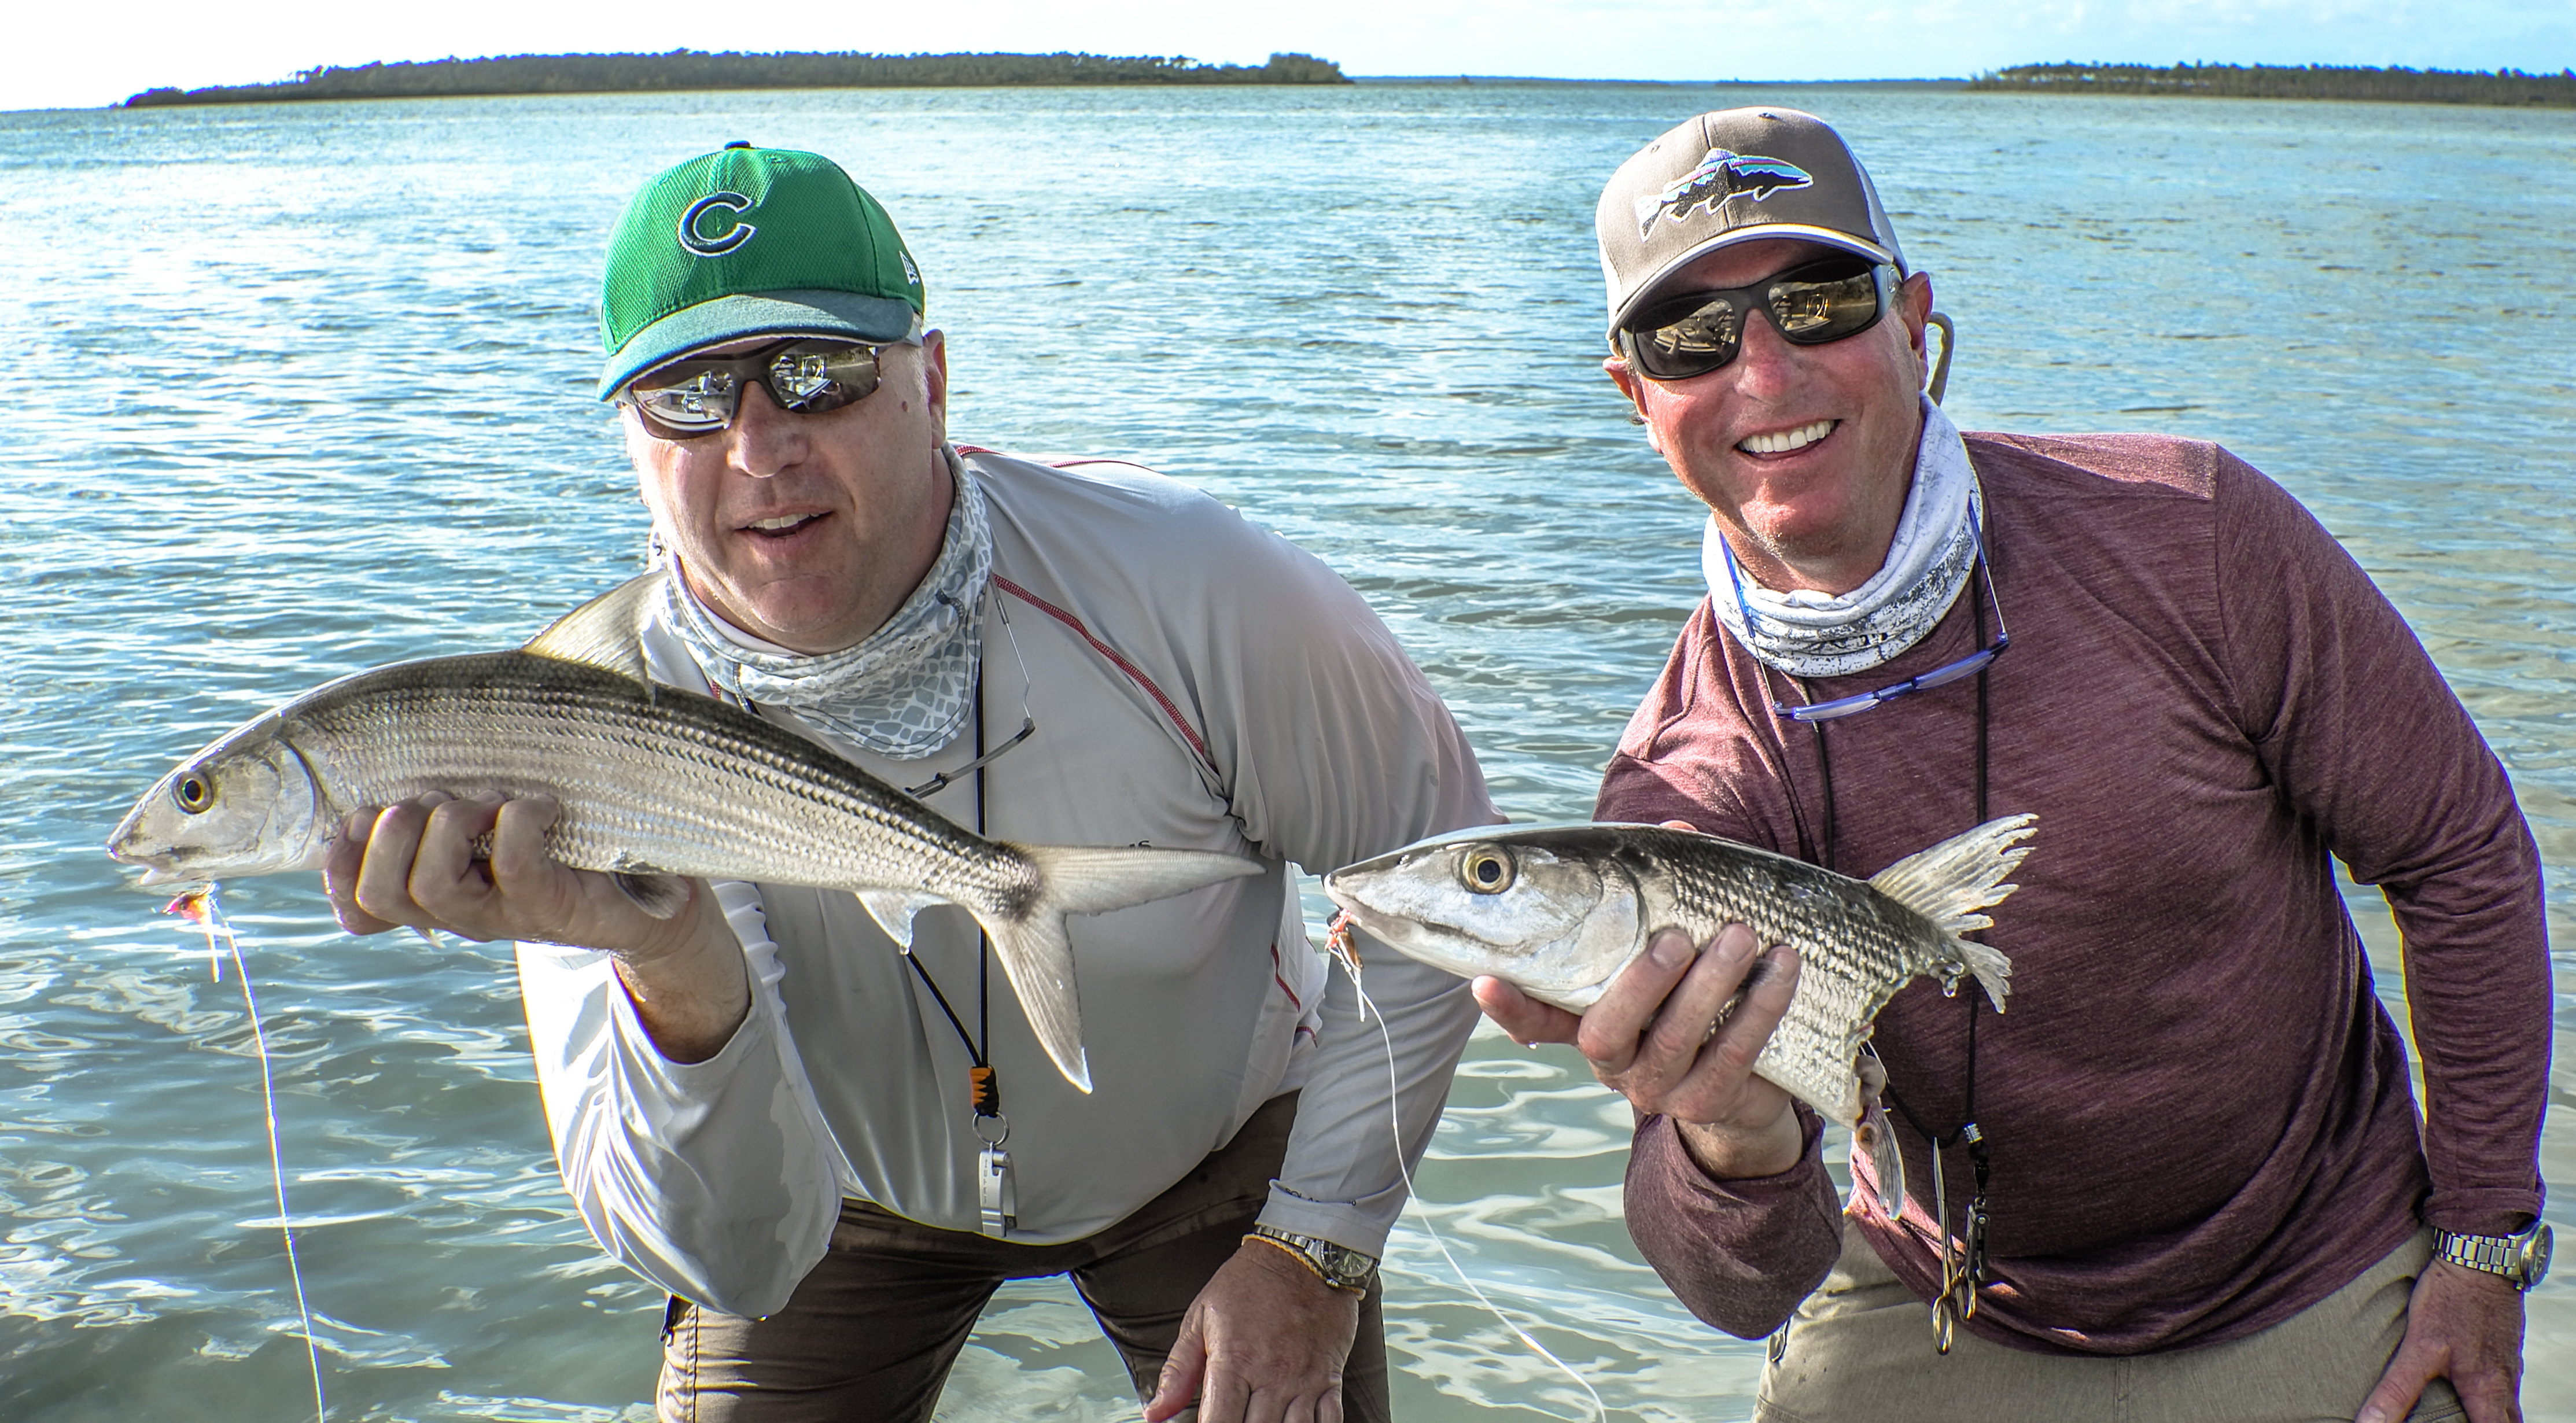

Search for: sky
xmin=12 ymin=0 xmax=2575 ymax=111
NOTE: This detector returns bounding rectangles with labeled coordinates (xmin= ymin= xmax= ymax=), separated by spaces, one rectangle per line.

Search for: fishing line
xmin=1329 ymin=915 xmax=1608 ymax=1423
xmin=167 ymin=885 xmax=329 ymax=1423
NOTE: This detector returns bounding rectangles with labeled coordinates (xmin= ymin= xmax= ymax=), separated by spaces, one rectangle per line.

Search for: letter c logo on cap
xmin=678 ymin=191 xmax=757 ymax=257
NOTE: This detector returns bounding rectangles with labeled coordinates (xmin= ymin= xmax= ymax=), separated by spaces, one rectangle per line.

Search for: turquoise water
xmin=2 ymin=81 xmax=2570 ymax=1420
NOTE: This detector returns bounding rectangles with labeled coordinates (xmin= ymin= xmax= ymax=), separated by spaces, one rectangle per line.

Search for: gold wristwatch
xmin=1248 ymin=1225 xmax=1378 ymax=1293
xmin=2432 ymin=1222 xmax=2552 ymax=1291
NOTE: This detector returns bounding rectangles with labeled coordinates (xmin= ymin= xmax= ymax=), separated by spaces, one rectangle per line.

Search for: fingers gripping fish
xmin=105 ymin=573 xmax=1261 ymax=1093
xmin=1322 ymin=817 xmax=2035 ymax=1214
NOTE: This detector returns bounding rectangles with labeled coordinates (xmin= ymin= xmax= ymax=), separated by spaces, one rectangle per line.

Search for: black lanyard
xmin=897 ymin=675 xmax=1002 ymax=1119
xmin=1788 ymin=562 xmax=1996 ymax=1352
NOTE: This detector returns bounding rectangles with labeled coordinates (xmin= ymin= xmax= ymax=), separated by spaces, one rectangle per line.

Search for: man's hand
xmin=1472 ymin=923 xmax=1804 ymax=1181
xmin=1144 ymin=1236 xmax=1363 ymax=1422
xmin=2356 ymin=1258 xmax=2527 ymax=1423
xmin=322 ymin=791 xmax=749 ymax=1061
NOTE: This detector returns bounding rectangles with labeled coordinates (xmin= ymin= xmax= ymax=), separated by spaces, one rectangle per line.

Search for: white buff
xmin=1705 ymin=397 xmax=1982 ymax=679
xmin=660 ymin=451 xmax=992 ymax=758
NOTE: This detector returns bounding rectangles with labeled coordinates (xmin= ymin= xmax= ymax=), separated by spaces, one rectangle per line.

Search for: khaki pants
xmin=656 ymin=1092 xmax=1390 ymax=1423
xmin=1758 ymin=1221 xmax=2466 ymax=1422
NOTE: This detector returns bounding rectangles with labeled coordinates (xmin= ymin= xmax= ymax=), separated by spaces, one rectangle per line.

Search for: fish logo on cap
xmin=677 ymin=191 xmax=758 ymax=258
xmin=1636 ymin=149 xmax=1814 ymax=237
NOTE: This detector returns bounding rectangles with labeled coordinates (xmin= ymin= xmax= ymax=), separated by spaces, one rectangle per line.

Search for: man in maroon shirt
xmin=1475 ymin=108 xmax=2551 ymax=1421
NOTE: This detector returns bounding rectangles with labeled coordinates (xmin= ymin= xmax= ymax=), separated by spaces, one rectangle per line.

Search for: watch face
xmin=2525 ymin=1223 xmax=2553 ymax=1287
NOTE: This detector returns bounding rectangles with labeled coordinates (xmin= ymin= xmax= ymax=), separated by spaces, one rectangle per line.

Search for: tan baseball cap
xmin=1596 ymin=108 xmax=1907 ymax=336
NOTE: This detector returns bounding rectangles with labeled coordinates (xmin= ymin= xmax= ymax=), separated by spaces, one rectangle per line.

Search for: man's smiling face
xmin=626 ymin=332 xmax=955 ymax=654
xmin=1609 ymin=237 xmax=1933 ymax=595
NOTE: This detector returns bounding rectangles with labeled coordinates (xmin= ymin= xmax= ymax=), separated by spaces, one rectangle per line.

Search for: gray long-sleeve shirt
xmin=518 ymin=449 xmax=1494 ymax=1317
xmin=1605 ymin=432 xmax=2550 ymax=1355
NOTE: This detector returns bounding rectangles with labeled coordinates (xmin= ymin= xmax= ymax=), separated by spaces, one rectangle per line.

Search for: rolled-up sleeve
xmin=516 ymin=880 xmax=844 ymax=1317
xmin=1178 ymin=509 xmax=1497 ymax=1255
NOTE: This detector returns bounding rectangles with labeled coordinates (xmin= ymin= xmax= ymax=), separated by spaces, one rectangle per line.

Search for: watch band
xmin=2433 ymin=1222 xmax=2552 ymax=1291
xmin=1248 ymin=1225 xmax=1378 ymax=1293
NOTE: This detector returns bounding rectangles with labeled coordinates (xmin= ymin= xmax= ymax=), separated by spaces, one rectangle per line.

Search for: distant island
xmin=123 ymin=50 xmax=1350 ymax=108
xmin=1969 ymin=62 xmax=2575 ymax=108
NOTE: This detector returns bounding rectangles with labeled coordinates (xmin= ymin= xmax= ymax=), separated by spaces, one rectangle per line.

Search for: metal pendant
xmin=976 ymin=1142 xmax=1017 ymax=1237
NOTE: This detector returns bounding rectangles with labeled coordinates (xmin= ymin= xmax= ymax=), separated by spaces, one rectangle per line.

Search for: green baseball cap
xmin=597 ymin=143 xmax=927 ymax=399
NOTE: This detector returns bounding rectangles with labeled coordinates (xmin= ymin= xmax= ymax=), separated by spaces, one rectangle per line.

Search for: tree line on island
xmin=124 ymin=50 xmax=1351 ymax=107
xmin=1969 ymin=61 xmax=2575 ymax=108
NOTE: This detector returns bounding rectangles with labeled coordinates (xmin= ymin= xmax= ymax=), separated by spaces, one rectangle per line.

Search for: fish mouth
xmin=105 ymin=854 xmax=186 ymax=889
xmin=103 ymin=836 xmax=182 ymax=885
xmin=1323 ymin=894 xmax=1522 ymax=958
xmin=1736 ymin=418 xmax=1837 ymax=456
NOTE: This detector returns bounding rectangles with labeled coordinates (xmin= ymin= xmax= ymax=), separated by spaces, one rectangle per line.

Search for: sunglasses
xmin=1722 ymin=518 xmax=2011 ymax=724
xmin=617 ymin=337 xmax=888 ymax=438
xmin=1617 ymin=257 xmax=1896 ymax=381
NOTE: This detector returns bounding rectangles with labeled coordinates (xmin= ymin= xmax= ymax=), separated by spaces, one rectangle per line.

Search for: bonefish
xmin=106 ymin=574 xmax=1259 ymax=1092
xmin=1324 ymin=816 xmax=2035 ymax=1211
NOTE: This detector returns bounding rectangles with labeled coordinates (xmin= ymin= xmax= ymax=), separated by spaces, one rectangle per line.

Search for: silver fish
xmin=106 ymin=574 xmax=1261 ymax=1093
xmin=1324 ymin=816 xmax=2034 ymax=1212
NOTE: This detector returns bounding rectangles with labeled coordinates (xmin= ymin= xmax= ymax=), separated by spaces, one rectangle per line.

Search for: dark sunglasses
xmin=1617 ymin=257 xmax=1897 ymax=381
xmin=617 ymin=337 xmax=889 ymax=438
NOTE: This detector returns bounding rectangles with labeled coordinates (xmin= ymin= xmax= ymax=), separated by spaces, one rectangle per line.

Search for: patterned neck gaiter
xmin=660 ymin=458 xmax=991 ymax=759
xmin=1705 ymin=397 xmax=1983 ymax=680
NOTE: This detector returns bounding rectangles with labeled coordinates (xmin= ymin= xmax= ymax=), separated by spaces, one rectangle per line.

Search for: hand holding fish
xmin=323 ymin=790 xmax=750 ymax=1063
xmin=1473 ymin=924 xmax=1808 ymax=1180
xmin=1323 ymin=813 xmax=2034 ymax=1211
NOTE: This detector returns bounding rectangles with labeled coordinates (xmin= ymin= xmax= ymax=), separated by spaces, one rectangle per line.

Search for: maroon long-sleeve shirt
xmin=1604 ymin=432 xmax=2549 ymax=1355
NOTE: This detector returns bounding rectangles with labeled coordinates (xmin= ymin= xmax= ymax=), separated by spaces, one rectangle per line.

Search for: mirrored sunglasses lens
xmin=1635 ymin=296 xmax=1741 ymax=378
xmin=766 ymin=345 xmax=881 ymax=413
xmin=631 ymin=368 xmax=736 ymax=433
xmin=1770 ymin=267 xmax=1883 ymax=344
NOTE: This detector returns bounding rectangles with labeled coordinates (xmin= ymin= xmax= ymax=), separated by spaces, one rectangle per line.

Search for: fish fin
xmin=613 ymin=872 xmax=689 ymax=920
xmin=523 ymin=572 xmax=658 ymax=683
xmin=978 ymin=909 xmax=1093 ymax=1094
xmin=1867 ymin=813 xmax=2035 ymax=1012
xmin=409 ymin=925 xmax=444 ymax=949
xmin=1853 ymin=1044 xmax=1906 ymax=1216
xmin=973 ymin=845 xmax=1262 ymax=1093
xmin=1958 ymin=940 xmax=2013 ymax=1015
xmin=857 ymin=890 xmax=949 ymax=950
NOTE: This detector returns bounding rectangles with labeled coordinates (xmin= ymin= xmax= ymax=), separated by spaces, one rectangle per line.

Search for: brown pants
xmin=656 ymin=1093 xmax=1390 ymax=1422
xmin=1758 ymin=1220 xmax=2468 ymax=1423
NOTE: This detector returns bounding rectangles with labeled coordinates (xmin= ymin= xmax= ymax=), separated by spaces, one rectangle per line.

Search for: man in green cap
xmin=322 ymin=143 xmax=1495 ymax=1421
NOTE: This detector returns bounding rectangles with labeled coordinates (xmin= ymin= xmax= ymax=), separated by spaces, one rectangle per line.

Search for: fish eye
xmin=172 ymin=772 xmax=215 ymax=815
xmin=1458 ymin=846 xmax=1516 ymax=895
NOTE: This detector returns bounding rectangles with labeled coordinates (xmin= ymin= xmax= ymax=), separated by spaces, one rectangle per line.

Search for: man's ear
xmin=1899 ymin=271 xmax=1936 ymax=369
xmin=1604 ymin=353 xmax=1660 ymax=453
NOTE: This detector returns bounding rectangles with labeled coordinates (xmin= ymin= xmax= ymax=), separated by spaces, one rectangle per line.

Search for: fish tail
xmin=1018 ymin=843 xmax=1263 ymax=916
xmin=976 ymin=909 xmax=1094 ymax=1094
xmin=1868 ymin=813 xmax=2035 ymax=1012
xmin=981 ymin=845 xmax=1264 ymax=1095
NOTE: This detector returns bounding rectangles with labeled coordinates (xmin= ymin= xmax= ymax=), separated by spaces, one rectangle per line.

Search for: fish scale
xmin=1634 ymin=836 xmax=1955 ymax=1123
xmin=108 ymin=573 xmax=1265 ymax=1093
xmin=1324 ymin=816 xmax=2030 ymax=1177
xmin=291 ymin=653 xmax=1027 ymax=903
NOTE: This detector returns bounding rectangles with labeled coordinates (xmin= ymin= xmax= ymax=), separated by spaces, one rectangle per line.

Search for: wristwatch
xmin=2433 ymin=1222 xmax=2553 ymax=1291
xmin=1248 ymin=1225 xmax=1379 ymax=1294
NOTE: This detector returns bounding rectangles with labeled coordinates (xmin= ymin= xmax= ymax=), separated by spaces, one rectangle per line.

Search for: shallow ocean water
xmin=1 ymin=80 xmax=2570 ymax=1420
